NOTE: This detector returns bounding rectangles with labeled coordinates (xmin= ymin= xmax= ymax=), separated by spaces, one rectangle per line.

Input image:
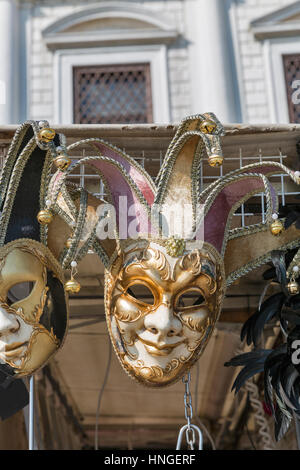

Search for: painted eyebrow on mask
xmin=123 ymin=259 xmax=170 ymax=281
xmin=179 ymin=308 xmax=210 ymax=332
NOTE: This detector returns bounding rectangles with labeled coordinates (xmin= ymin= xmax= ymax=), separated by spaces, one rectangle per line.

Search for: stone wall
xmin=25 ymin=0 xmax=300 ymax=124
xmin=235 ymin=0 xmax=294 ymax=123
xmin=27 ymin=0 xmax=191 ymax=123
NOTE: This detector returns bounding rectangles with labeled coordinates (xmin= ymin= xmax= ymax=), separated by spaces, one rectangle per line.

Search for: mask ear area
xmin=202 ymin=163 xmax=300 ymax=285
xmin=200 ymin=161 xmax=298 ymax=202
xmin=224 ymin=223 xmax=300 ymax=286
xmin=197 ymin=173 xmax=278 ymax=254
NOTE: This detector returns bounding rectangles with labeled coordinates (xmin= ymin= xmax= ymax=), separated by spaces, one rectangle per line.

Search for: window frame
xmin=263 ymin=37 xmax=300 ymax=123
xmin=54 ymin=45 xmax=170 ymax=124
xmin=282 ymin=53 xmax=300 ymax=124
xmin=73 ymin=62 xmax=153 ymax=124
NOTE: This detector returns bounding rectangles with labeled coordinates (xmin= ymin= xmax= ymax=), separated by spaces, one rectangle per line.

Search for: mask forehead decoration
xmin=52 ymin=113 xmax=300 ymax=388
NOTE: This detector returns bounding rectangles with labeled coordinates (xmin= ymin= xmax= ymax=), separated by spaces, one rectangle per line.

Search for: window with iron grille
xmin=283 ymin=54 xmax=300 ymax=124
xmin=73 ymin=63 xmax=153 ymax=124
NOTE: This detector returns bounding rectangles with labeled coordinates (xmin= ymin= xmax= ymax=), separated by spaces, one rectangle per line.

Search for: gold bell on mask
xmin=38 ymin=127 xmax=56 ymax=143
xmin=37 ymin=209 xmax=53 ymax=225
xmin=270 ymin=214 xmax=284 ymax=236
xmin=200 ymin=120 xmax=217 ymax=134
xmin=287 ymin=280 xmax=300 ymax=295
xmin=208 ymin=154 xmax=224 ymax=168
xmin=288 ymin=266 xmax=300 ymax=295
xmin=37 ymin=200 xmax=53 ymax=225
xmin=65 ymin=278 xmax=81 ymax=294
xmin=65 ymin=236 xmax=73 ymax=249
xmin=65 ymin=260 xmax=81 ymax=294
xmin=54 ymin=147 xmax=71 ymax=171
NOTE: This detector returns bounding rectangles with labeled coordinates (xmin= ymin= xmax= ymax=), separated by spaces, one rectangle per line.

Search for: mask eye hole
xmin=6 ymin=282 xmax=35 ymax=306
xmin=126 ymin=283 xmax=155 ymax=306
xmin=176 ymin=289 xmax=205 ymax=309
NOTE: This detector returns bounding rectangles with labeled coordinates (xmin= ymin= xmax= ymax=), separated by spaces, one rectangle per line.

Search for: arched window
xmin=43 ymin=2 xmax=178 ymax=124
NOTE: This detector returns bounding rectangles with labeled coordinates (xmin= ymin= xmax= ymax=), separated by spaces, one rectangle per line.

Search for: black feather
xmin=231 ymin=364 xmax=266 ymax=394
xmin=224 ymin=349 xmax=270 ymax=368
xmin=263 ymin=267 xmax=276 ymax=280
xmin=264 ymin=345 xmax=287 ymax=373
xmin=279 ymin=366 xmax=300 ymax=412
xmin=284 ymin=210 xmax=300 ymax=230
xmin=241 ymin=293 xmax=285 ymax=347
xmin=290 ymin=378 xmax=300 ymax=418
xmin=264 ymin=346 xmax=287 ymax=402
xmin=226 ymin=234 xmax=300 ymax=442
xmin=271 ymin=251 xmax=287 ymax=286
xmin=241 ymin=313 xmax=258 ymax=345
xmin=276 ymin=361 xmax=295 ymax=410
xmin=225 ymin=350 xmax=271 ymax=394
xmin=264 ymin=374 xmax=275 ymax=415
xmin=274 ymin=407 xmax=292 ymax=441
xmin=281 ymin=311 xmax=300 ymax=325
xmin=287 ymin=295 xmax=300 ymax=310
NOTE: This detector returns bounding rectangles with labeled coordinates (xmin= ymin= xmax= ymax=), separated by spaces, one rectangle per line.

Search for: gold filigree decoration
xmin=179 ymin=250 xmax=217 ymax=294
xmin=113 ymin=303 xmax=144 ymax=323
xmin=179 ymin=250 xmax=202 ymax=275
xmin=180 ymin=314 xmax=209 ymax=333
xmin=4 ymin=325 xmax=59 ymax=374
xmin=0 ymin=239 xmax=65 ymax=283
xmin=141 ymin=246 xmax=171 ymax=281
xmin=0 ymin=297 xmax=20 ymax=316
xmin=33 ymin=285 xmax=49 ymax=323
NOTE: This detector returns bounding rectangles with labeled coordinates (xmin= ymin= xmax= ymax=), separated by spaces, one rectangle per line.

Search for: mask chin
xmin=0 ymin=239 xmax=68 ymax=377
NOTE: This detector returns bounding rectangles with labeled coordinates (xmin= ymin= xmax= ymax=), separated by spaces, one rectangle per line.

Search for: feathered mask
xmin=225 ymin=246 xmax=300 ymax=442
xmin=47 ymin=113 xmax=300 ymax=390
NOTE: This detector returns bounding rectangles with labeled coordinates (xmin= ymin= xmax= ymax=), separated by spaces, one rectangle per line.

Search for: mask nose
xmin=0 ymin=306 xmax=20 ymax=336
xmin=144 ymin=303 xmax=182 ymax=340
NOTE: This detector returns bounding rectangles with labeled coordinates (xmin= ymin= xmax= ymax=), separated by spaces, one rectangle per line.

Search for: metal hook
xmin=176 ymin=424 xmax=203 ymax=450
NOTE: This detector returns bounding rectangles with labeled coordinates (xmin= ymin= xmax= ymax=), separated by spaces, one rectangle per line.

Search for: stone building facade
xmin=0 ymin=0 xmax=300 ymax=125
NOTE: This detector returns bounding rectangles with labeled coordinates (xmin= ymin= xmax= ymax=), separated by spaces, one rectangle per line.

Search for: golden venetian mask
xmin=0 ymin=120 xmax=76 ymax=381
xmin=49 ymin=112 xmax=300 ymax=388
xmin=105 ymin=241 xmax=224 ymax=386
xmin=0 ymin=240 xmax=68 ymax=377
